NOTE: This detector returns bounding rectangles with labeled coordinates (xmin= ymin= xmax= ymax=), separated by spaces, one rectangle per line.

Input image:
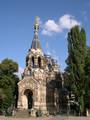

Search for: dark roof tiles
xmin=31 ymin=32 xmax=42 ymax=50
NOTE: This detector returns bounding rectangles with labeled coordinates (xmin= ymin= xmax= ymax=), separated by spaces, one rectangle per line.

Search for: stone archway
xmin=24 ymin=89 xmax=33 ymax=109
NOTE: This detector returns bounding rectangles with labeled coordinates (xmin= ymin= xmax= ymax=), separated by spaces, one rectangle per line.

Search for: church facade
xmin=17 ymin=17 xmax=65 ymax=116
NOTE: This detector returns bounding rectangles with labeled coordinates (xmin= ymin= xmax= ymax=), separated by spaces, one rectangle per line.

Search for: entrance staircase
xmin=13 ymin=109 xmax=30 ymax=118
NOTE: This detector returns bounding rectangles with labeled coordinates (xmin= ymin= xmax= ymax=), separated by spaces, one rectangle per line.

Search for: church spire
xmin=31 ymin=17 xmax=42 ymax=50
xmin=34 ymin=16 xmax=39 ymax=32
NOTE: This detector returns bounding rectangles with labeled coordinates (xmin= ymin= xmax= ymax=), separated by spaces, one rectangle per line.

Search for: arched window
xmin=48 ymin=63 xmax=52 ymax=71
xmin=29 ymin=69 xmax=32 ymax=76
xmin=32 ymin=56 xmax=34 ymax=68
xmin=38 ymin=57 xmax=41 ymax=68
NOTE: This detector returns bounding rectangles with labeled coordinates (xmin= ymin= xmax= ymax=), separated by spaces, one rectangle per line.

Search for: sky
xmin=0 ymin=0 xmax=90 ymax=75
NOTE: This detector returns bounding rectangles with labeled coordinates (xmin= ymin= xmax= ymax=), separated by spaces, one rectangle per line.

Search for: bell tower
xmin=24 ymin=17 xmax=44 ymax=77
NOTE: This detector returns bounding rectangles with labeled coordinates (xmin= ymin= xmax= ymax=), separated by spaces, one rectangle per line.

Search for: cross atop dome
xmin=31 ymin=17 xmax=42 ymax=50
xmin=34 ymin=16 xmax=40 ymax=32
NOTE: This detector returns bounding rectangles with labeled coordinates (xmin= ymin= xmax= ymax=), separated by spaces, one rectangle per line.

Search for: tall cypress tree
xmin=66 ymin=26 xmax=86 ymax=114
xmin=84 ymin=47 xmax=90 ymax=109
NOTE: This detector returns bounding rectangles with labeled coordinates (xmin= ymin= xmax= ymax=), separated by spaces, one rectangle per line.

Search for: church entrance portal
xmin=24 ymin=89 xmax=33 ymax=109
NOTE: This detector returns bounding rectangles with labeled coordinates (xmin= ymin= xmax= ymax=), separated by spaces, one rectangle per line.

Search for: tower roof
xmin=31 ymin=17 xmax=42 ymax=50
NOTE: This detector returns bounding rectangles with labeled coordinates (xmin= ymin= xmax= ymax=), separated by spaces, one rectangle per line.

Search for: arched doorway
xmin=24 ymin=89 xmax=33 ymax=109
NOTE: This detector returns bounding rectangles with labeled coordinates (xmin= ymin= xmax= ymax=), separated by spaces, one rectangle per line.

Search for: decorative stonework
xmin=17 ymin=17 xmax=63 ymax=116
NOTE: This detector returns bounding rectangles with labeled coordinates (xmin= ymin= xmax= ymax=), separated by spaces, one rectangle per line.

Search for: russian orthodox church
xmin=17 ymin=17 xmax=66 ymax=116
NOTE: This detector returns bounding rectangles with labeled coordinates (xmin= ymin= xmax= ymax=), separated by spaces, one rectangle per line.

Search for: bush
xmin=36 ymin=109 xmax=42 ymax=117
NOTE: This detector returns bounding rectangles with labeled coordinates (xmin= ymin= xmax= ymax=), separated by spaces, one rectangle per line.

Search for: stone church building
xmin=17 ymin=17 xmax=66 ymax=116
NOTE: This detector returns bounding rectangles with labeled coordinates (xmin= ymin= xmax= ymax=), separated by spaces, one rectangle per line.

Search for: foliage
xmin=0 ymin=58 xmax=19 ymax=114
xmin=65 ymin=26 xmax=86 ymax=114
xmin=85 ymin=47 xmax=90 ymax=78
xmin=84 ymin=47 xmax=90 ymax=108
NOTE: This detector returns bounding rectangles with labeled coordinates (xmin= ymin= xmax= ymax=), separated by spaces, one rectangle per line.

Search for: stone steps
xmin=13 ymin=109 xmax=30 ymax=118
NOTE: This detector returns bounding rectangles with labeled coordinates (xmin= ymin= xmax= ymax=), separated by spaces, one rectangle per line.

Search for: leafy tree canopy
xmin=0 ymin=58 xmax=19 ymax=113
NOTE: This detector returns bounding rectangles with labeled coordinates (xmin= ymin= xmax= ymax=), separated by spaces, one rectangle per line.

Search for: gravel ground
xmin=0 ymin=115 xmax=90 ymax=120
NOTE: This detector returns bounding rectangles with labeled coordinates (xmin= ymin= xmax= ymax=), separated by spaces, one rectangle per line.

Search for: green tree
xmin=65 ymin=26 xmax=86 ymax=115
xmin=84 ymin=46 xmax=90 ymax=109
xmin=0 ymin=88 xmax=6 ymax=114
xmin=0 ymin=58 xmax=19 ymax=114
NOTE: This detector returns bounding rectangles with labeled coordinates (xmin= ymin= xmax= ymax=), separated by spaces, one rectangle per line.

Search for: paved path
xmin=0 ymin=115 xmax=90 ymax=120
